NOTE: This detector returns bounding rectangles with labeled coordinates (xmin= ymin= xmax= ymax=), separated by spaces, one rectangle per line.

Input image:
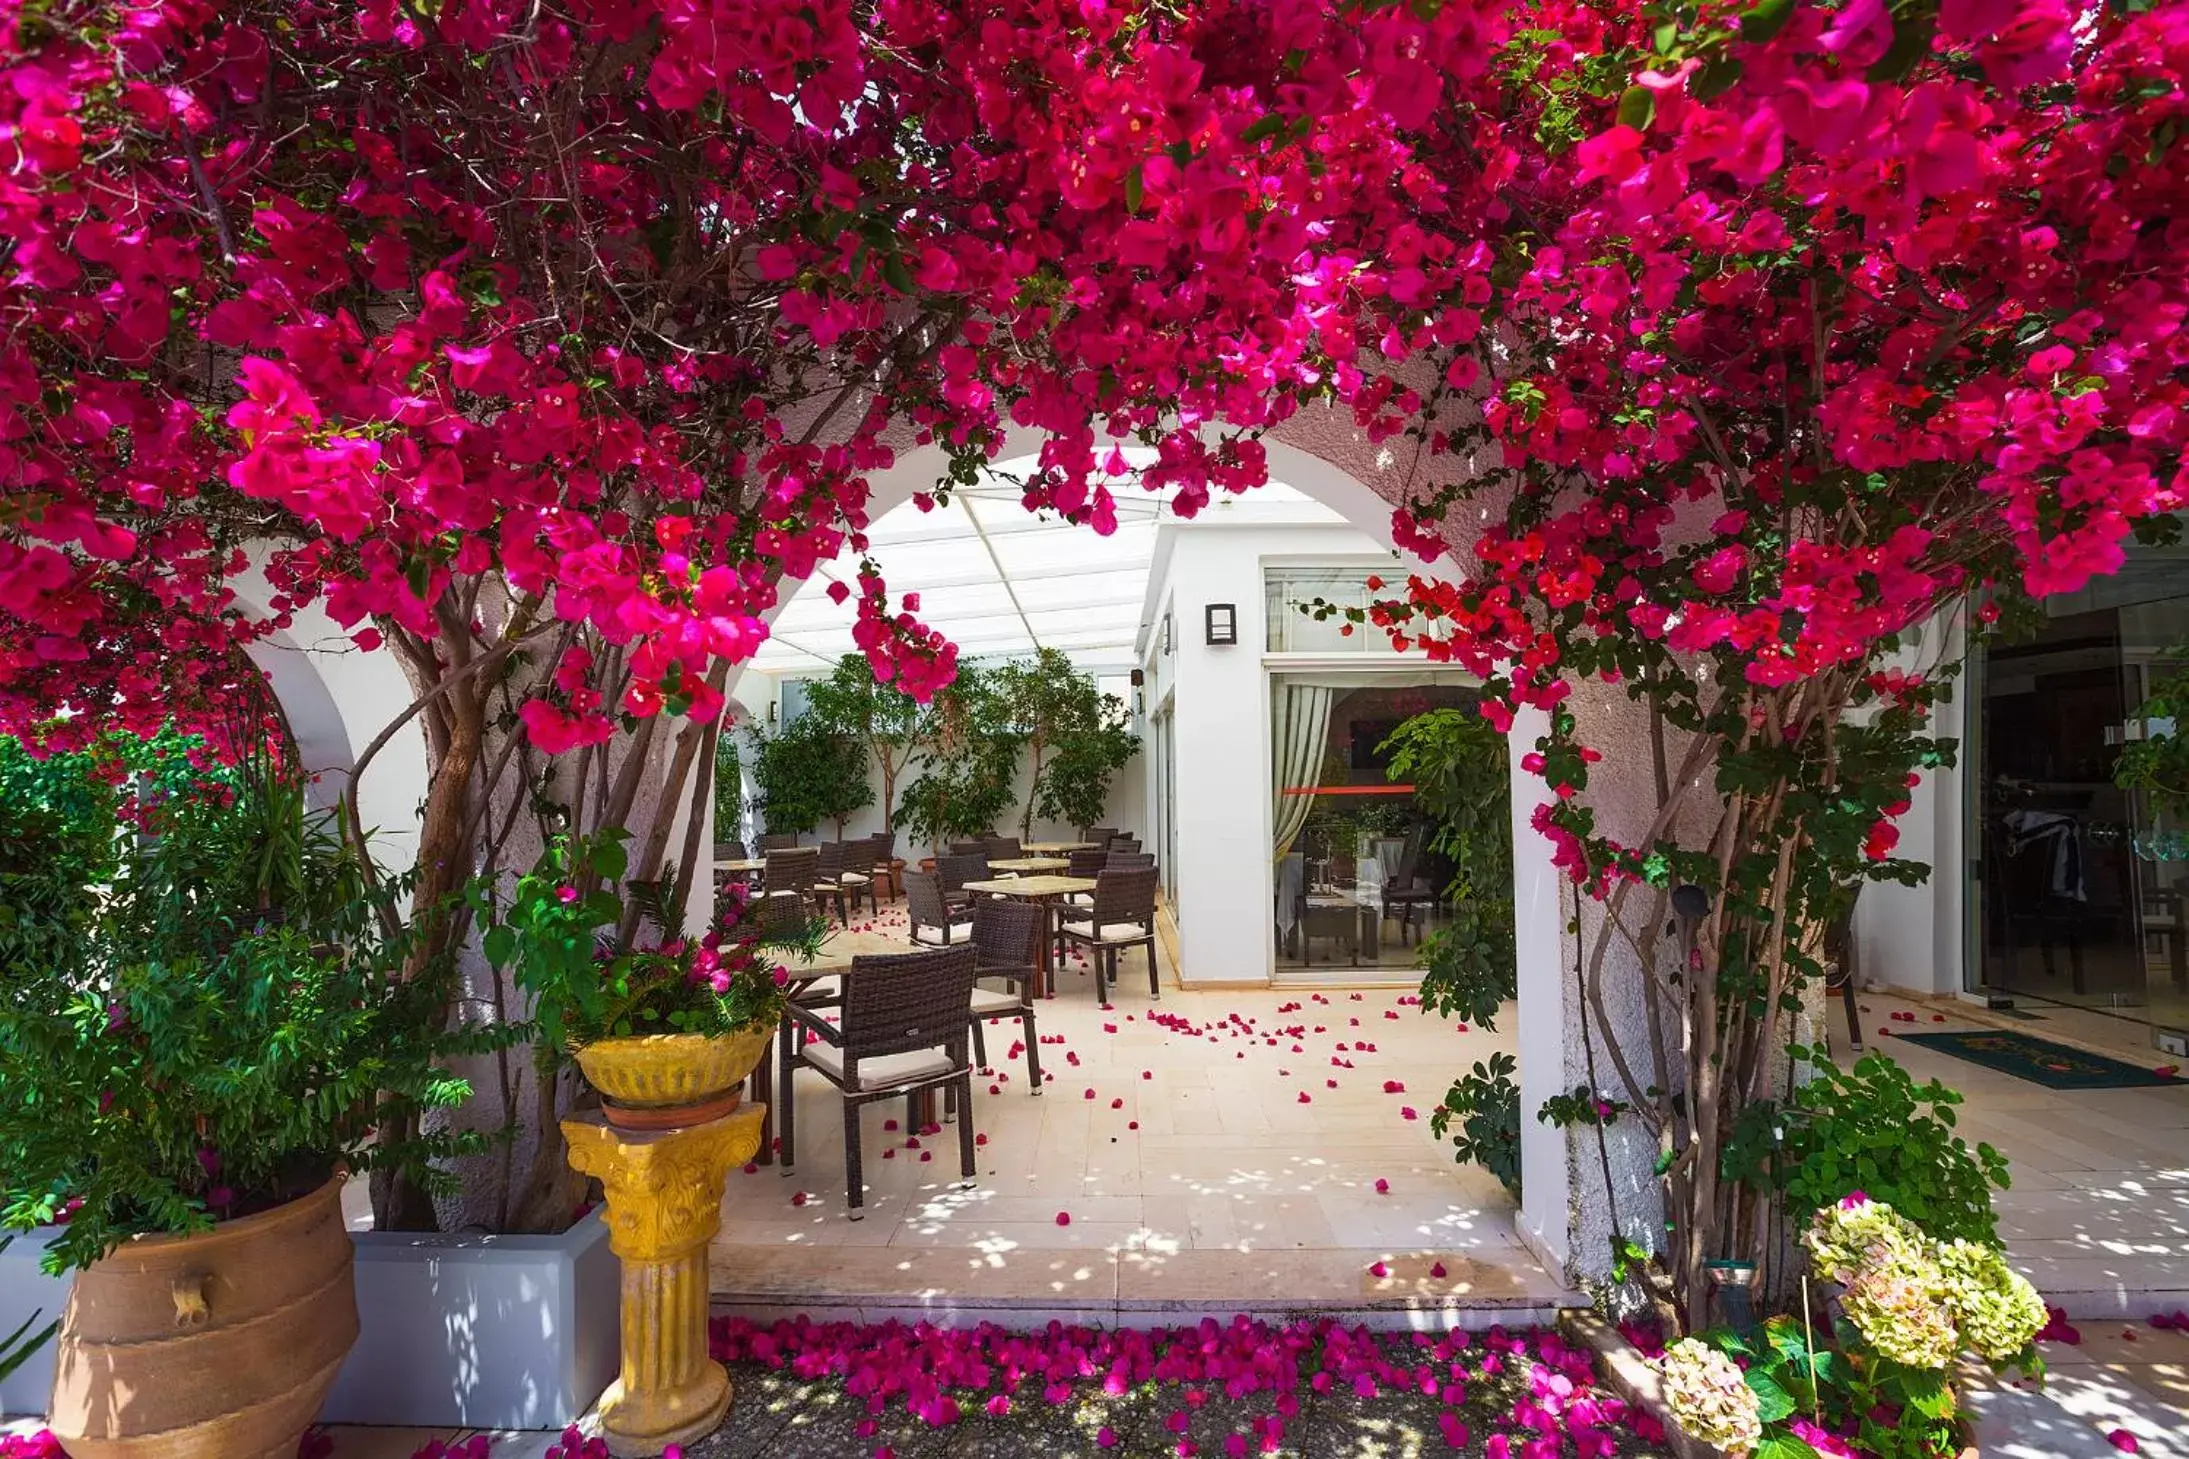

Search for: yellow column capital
xmin=562 ymin=1105 xmax=765 ymax=1262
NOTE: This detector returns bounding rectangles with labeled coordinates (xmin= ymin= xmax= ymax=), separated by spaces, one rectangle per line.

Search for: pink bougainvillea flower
xmin=2108 ymin=1431 xmax=2139 ymax=1454
xmin=1374 ymin=1179 xmax=1390 ymax=1194
xmin=1055 ymin=1211 xmax=1071 ymax=1227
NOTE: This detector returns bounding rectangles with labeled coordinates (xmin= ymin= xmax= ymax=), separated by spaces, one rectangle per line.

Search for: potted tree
xmin=0 ymin=741 xmax=474 ymax=1457
xmin=994 ymin=649 xmax=1138 ymax=841
xmin=898 ymin=665 xmax=1024 ymax=860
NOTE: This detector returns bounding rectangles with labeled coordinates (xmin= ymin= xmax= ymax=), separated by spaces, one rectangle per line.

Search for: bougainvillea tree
xmin=1344 ymin=0 xmax=2189 ymax=1324
xmin=6 ymin=0 xmax=2184 ymax=1322
xmin=0 ymin=0 xmax=1498 ymax=1228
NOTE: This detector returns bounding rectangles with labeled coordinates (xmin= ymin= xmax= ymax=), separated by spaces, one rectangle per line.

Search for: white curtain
xmin=1271 ymin=682 xmax=1334 ymax=862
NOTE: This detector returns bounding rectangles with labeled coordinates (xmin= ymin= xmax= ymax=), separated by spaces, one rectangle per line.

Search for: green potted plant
xmin=0 ymin=738 xmax=475 ymax=1459
xmin=486 ymin=831 xmax=820 ymax=1128
xmin=898 ymin=664 xmax=1023 ymax=858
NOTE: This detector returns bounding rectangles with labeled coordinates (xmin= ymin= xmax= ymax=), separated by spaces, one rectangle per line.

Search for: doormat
xmin=1896 ymin=1030 xmax=2185 ymax=1089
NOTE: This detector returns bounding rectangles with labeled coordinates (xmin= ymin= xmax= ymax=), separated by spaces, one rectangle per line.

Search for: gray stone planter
xmin=0 ymin=1227 xmax=71 ymax=1418
xmin=320 ymin=1210 xmax=618 ymax=1429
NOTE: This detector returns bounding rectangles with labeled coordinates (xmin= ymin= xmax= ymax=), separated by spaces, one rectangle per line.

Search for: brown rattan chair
xmin=982 ymin=835 xmax=1022 ymax=861
xmin=866 ymin=830 xmax=900 ymax=902
xmin=1107 ymin=837 xmax=1141 ymax=854
xmin=1084 ymin=827 xmax=1117 ymax=849
xmin=779 ymin=945 xmax=979 ymax=1217
xmin=906 ymin=869 xmax=975 ymax=945
xmin=1062 ymin=847 xmax=1108 ymax=910
xmin=936 ymin=852 xmax=990 ymax=909
xmin=969 ymin=899 xmax=1043 ymax=1088
xmin=1057 ymin=866 xmax=1160 ymax=1002
xmin=947 ymin=840 xmax=989 ymax=858
xmin=827 ymin=840 xmax=878 ymax=918
xmin=760 ymin=832 xmax=799 ymax=851
xmin=811 ymin=840 xmax=849 ymax=923
xmin=762 ymin=845 xmax=819 ymax=915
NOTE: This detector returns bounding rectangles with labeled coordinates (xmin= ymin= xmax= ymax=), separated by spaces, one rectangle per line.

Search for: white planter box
xmin=321 ymin=1210 xmax=618 ymax=1429
xmin=0 ymin=1227 xmax=70 ymax=1418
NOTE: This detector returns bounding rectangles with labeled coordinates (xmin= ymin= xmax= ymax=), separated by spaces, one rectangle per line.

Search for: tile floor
xmin=1848 ymin=987 xmax=2189 ymax=1321
xmin=709 ymin=899 xmax=1567 ymax=1329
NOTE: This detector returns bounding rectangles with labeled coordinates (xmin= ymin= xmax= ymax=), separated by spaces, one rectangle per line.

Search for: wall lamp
xmin=1204 ymin=603 xmax=1238 ymax=646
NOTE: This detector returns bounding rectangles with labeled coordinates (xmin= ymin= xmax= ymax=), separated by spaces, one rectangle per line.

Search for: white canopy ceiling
xmin=748 ymin=459 xmax=1342 ymax=676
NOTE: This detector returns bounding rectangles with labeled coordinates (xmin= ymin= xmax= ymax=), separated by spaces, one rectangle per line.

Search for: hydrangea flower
xmin=1802 ymin=1193 xmax=1927 ymax=1287
xmin=1840 ymin=1261 xmax=1962 ymax=1371
xmin=1935 ymin=1239 xmax=2048 ymax=1363
xmin=1654 ymin=1338 xmax=1762 ymax=1455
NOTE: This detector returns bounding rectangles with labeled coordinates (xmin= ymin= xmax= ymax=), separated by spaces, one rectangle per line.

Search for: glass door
xmin=1968 ymin=550 xmax=2189 ymax=1047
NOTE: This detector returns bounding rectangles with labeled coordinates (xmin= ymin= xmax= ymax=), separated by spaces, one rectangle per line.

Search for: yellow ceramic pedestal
xmin=563 ymin=1104 xmax=765 ymax=1458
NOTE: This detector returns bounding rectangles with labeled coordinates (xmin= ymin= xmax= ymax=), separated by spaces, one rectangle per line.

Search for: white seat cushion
xmin=839 ymin=871 xmax=870 ymax=886
xmin=969 ymin=986 xmax=1022 ymax=1016
xmin=910 ymin=924 xmax=958 ymax=946
xmin=805 ymin=1043 xmax=955 ymax=1091
xmin=1059 ymin=920 xmax=1150 ymax=941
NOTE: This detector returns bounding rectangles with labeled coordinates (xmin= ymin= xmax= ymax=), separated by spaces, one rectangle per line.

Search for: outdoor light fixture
xmin=1130 ymin=668 xmax=1145 ymax=687
xmin=1205 ymin=603 xmax=1238 ymax=646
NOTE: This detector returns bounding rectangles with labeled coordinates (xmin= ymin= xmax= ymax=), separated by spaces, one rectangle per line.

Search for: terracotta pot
xmin=48 ymin=1178 xmax=358 ymax=1459
xmin=573 ymin=1023 xmax=772 ymax=1111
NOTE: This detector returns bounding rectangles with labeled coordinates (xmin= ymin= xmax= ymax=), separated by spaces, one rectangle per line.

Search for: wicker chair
xmin=763 ymin=845 xmax=819 ymax=915
xmin=779 ymin=945 xmax=979 ymax=1217
xmin=829 ymin=840 xmax=878 ymax=918
xmin=810 ymin=840 xmax=850 ymax=922
xmin=1107 ymin=837 xmax=1141 ymax=855
xmin=969 ymin=899 xmax=1043 ymax=1087
xmin=1062 ymin=847 xmax=1108 ymax=910
xmin=1105 ymin=851 xmax=1154 ymax=871
xmin=1057 ymin=866 xmax=1160 ymax=1002
xmin=936 ymin=852 xmax=990 ymax=909
xmin=982 ymin=835 xmax=1022 ymax=861
xmin=760 ymin=832 xmax=800 ymax=851
xmin=715 ymin=839 xmax=749 ymax=863
xmin=866 ymin=830 xmax=900 ymax=902
xmin=947 ymin=840 xmax=989 ymax=858
xmin=906 ymin=869 xmax=975 ymax=945
xmin=1084 ymin=827 xmax=1117 ymax=849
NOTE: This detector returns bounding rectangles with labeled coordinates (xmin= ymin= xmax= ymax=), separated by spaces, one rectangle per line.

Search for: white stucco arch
xmin=232 ymin=555 xmax=428 ymax=874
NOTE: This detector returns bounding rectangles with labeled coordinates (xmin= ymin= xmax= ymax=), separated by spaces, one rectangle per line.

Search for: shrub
xmin=1724 ymin=1050 xmax=2009 ymax=1248
xmin=0 ymin=746 xmax=478 ymax=1274
xmin=1430 ymin=1053 xmax=1522 ymax=1201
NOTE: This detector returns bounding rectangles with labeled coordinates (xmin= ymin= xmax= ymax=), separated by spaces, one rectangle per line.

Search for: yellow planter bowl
xmin=573 ymin=1024 xmax=773 ymax=1109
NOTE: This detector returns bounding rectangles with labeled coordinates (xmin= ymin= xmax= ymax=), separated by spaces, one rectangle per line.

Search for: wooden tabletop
xmin=1022 ymin=841 xmax=1096 ymax=855
xmin=777 ymin=928 xmax=915 ymax=977
xmin=962 ymin=875 xmax=1096 ymax=898
xmin=717 ymin=858 xmax=766 ymax=874
xmin=988 ymin=856 xmax=1070 ymax=873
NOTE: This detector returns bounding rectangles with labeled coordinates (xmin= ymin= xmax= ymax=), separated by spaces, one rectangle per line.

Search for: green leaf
xmin=1754 ymin=1437 xmax=1821 ymax=1459
xmin=482 ymin=924 xmax=516 ymax=969
xmin=1746 ymin=1369 xmax=1797 ymax=1424
xmin=1615 ymin=85 xmax=1655 ymax=130
xmin=1651 ymin=20 xmax=1678 ymax=52
xmin=1241 ymin=113 xmax=1288 ymax=145
xmin=879 ymin=250 xmax=914 ymax=294
xmin=1124 ymin=166 xmax=1145 ymax=215
xmin=1738 ymin=0 xmax=1797 ymax=43
xmin=588 ymin=837 xmax=628 ymax=880
xmin=1867 ymin=7 xmax=1938 ymax=83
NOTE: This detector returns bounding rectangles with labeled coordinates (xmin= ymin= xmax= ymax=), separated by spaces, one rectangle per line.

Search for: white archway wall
xmin=233 ymin=555 xmax=429 ymax=874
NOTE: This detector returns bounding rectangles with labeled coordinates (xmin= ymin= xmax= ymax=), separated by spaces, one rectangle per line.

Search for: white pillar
xmin=1511 ymin=706 xmax=1574 ymax=1274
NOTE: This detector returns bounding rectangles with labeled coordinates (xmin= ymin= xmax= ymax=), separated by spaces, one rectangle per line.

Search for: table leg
xmin=752 ymin=1025 xmax=776 ymax=1166
xmin=911 ymin=1087 xmax=940 ymax=1129
xmin=1037 ymin=898 xmax=1056 ymax=999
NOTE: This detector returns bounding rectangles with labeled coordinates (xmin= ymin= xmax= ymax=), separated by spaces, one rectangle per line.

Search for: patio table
xmin=959 ymin=875 xmax=1096 ymax=998
xmin=988 ymin=856 xmax=1070 ymax=874
xmin=1022 ymin=841 xmax=1096 ymax=855
xmin=716 ymin=858 xmax=766 ymax=875
xmin=754 ymin=929 xmax=915 ymax=1164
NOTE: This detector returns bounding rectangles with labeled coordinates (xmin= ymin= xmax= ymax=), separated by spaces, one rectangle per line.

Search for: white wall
xmin=1850 ymin=614 xmax=1968 ymax=997
xmin=1142 ymin=505 xmax=1421 ymax=985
